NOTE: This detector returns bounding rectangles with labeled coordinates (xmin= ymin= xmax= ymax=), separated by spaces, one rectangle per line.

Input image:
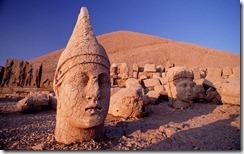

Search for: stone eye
xmin=81 ymin=73 xmax=89 ymax=86
xmin=181 ymin=83 xmax=187 ymax=88
xmin=98 ymin=73 xmax=109 ymax=86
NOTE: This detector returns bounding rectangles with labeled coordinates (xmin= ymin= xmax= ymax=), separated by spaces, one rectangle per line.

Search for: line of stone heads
xmin=16 ymin=61 xmax=240 ymax=144
xmin=109 ymin=62 xmax=240 ymax=110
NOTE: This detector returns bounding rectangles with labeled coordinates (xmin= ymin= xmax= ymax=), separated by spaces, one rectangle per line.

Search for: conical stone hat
xmin=54 ymin=7 xmax=110 ymax=86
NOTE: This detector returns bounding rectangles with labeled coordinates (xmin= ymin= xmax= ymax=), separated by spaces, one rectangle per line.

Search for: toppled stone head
xmin=53 ymin=7 xmax=110 ymax=144
xmin=167 ymin=66 xmax=195 ymax=109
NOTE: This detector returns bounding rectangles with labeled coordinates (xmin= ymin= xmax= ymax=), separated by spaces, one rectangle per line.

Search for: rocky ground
xmin=0 ymin=99 xmax=240 ymax=151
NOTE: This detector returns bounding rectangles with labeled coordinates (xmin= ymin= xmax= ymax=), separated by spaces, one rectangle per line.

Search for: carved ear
xmin=53 ymin=87 xmax=61 ymax=109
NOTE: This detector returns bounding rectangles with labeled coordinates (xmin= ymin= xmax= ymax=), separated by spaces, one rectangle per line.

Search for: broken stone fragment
xmin=144 ymin=64 xmax=156 ymax=73
xmin=145 ymin=90 xmax=160 ymax=105
xmin=132 ymin=63 xmax=139 ymax=72
xmin=125 ymin=78 xmax=141 ymax=89
xmin=48 ymin=92 xmax=57 ymax=110
xmin=205 ymin=87 xmax=222 ymax=104
xmin=16 ymin=93 xmax=50 ymax=113
xmin=154 ymin=85 xmax=167 ymax=95
xmin=109 ymin=86 xmax=143 ymax=118
xmin=143 ymin=78 xmax=161 ymax=89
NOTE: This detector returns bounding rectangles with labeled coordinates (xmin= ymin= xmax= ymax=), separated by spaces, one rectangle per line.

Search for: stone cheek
xmin=168 ymin=79 xmax=195 ymax=109
xmin=53 ymin=7 xmax=110 ymax=144
xmin=167 ymin=67 xmax=194 ymax=109
xmin=54 ymin=65 xmax=110 ymax=144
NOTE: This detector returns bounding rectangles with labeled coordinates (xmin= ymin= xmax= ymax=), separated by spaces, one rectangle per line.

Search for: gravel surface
xmin=0 ymin=100 xmax=240 ymax=150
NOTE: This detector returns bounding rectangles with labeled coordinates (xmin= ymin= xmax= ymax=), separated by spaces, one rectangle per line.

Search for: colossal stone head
xmin=167 ymin=66 xmax=194 ymax=109
xmin=53 ymin=7 xmax=110 ymax=144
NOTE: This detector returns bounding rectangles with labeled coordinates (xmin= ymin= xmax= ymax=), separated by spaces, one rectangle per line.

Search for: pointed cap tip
xmin=80 ymin=7 xmax=89 ymax=17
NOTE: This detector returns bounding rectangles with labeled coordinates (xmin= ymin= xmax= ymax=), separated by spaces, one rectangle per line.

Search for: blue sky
xmin=0 ymin=0 xmax=240 ymax=66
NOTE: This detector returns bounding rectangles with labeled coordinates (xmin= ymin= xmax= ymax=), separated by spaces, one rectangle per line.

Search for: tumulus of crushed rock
xmin=28 ymin=31 xmax=240 ymax=82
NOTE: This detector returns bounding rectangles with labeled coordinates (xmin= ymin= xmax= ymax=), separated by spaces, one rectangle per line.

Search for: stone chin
xmin=176 ymin=94 xmax=193 ymax=103
xmin=68 ymin=107 xmax=109 ymax=129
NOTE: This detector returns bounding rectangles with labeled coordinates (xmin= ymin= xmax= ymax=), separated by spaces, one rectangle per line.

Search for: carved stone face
xmin=175 ymin=78 xmax=194 ymax=103
xmin=57 ymin=63 xmax=110 ymax=129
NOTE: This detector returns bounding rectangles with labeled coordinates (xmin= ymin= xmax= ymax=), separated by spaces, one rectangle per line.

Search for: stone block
xmin=125 ymin=78 xmax=141 ymax=89
xmin=206 ymin=67 xmax=222 ymax=78
xmin=143 ymin=78 xmax=161 ymax=89
xmin=132 ymin=63 xmax=139 ymax=72
xmin=132 ymin=71 xmax=138 ymax=79
xmin=111 ymin=86 xmax=124 ymax=96
xmin=114 ymin=78 xmax=127 ymax=87
xmin=154 ymin=85 xmax=167 ymax=95
xmin=144 ymin=64 xmax=156 ymax=73
xmin=117 ymin=72 xmax=129 ymax=79
xmin=159 ymin=77 xmax=168 ymax=86
xmin=152 ymin=72 xmax=162 ymax=79
xmin=203 ymin=77 xmax=225 ymax=89
xmin=138 ymin=72 xmax=148 ymax=80
xmin=191 ymin=67 xmax=201 ymax=80
xmin=146 ymin=90 xmax=160 ymax=105
xmin=222 ymin=67 xmax=232 ymax=77
xmin=117 ymin=63 xmax=129 ymax=74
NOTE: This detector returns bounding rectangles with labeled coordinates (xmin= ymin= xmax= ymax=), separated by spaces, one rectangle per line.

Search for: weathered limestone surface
xmin=111 ymin=86 xmax=123 ymax=96
xmin=152 ymin=72 xmax=162 ymax=79
xmin=125 ymin=78 xmax=141 ymax=89
xmin=205 ymin=87 xmax=222 ymax=104
xmin=16 ymin=93 xmax=50 ymax=113
xmin=132 ymin=71 xmax=138 ymax=79
xmin=110 ymin=63 xmax=129 ymax=86
xmin=132 ymin=63 xmax=139 ymax=72
xmin=108 ymin=86 xmax=143 ymax=118
xmin=154 ymin=85 xmax=167 ymax=95
xmin=49 ymin=92 xmax=57 ymax=110
xmin=167 ymin=66 xmax=195 ymax=109
xmin=144 ymin=64 xmax=156 ymax=73
xmin=53 ymin=7 xmax=110 ymax=144
xmin=193 ymin=84 xmax=206 ymax=103
xmin=203 ymin=76 xmax=240 ymax=105
xmin=215 ymin=82 xmax=240 ymax=105
xmin=1 ymin=59 xmax=42 ymax=88
xmin=143 ymin=78 xmax=161 ymax=89
xmin=144 ymin=90 xmax=159 ymax=105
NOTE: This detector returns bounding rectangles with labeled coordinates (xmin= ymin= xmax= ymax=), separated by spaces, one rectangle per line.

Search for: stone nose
xmin=86 ymin=81 xmax=101 ymax=101
xmin=186 ymin=85 xmax=192 ymax=93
